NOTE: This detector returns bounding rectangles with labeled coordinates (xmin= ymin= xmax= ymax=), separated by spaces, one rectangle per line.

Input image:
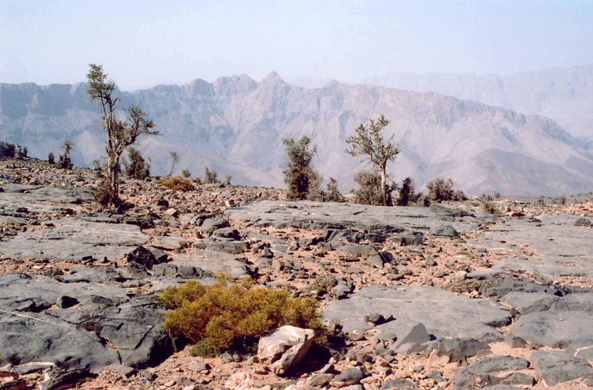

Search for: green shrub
xmin=47 ymin=152 xmax=55 ymax=165
xmin=427 ymin=177 xmax=466 ymax=202
xmin=325 ymin=177 xmax=344 ymax=203
xmin=204 ymin=167 xmax=220 ymax=184
xmin=95 ymin=179 xmax=119 ymax=206
xmin=182 ymin=169 xmax=192 ymax=179
xmin=353 ymin=171 xmax=395 ymax=206
xmin=158 ymin=176 xmax=195 ymax=191
xmin=159 ymin=274 xmax=323 ymax=355
xmin=124 ymin=147 xmax=151 ymax=180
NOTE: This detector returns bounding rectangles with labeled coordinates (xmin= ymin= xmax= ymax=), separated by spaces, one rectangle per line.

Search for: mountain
xmin=364 ymin=65 xmax=593 ymax=141
xmin=2 ymin=73 xmax=593 ymax=196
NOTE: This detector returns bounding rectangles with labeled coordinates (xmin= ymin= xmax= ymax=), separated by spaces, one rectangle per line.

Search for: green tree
xmin=124 ymin=147 xmax=151 ymax=180
xmin=56 ymin=139 xmax=74 ymax=169
xmin=87 ymin=64 xmax=159 ymax=205
xmin=282 ymin=136 xmax=318 ymax=200
xmin=346 ymin=115 xmax=399 ymax=206
xmin=326 ymin=177 xmax=344 ymax=202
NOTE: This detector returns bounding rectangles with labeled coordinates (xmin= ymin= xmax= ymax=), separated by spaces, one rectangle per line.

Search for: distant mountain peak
xmin=263 ymin=71 xmax=283 ymax=83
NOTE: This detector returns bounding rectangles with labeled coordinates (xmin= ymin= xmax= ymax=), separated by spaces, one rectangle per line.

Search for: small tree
xmin=56 ymin=139 xmax=74 ymax=169
xmin=87 ymin=64 xmax=159 ymax=205
xmin=182 ymin=169 xmax=192 ymax=179
xmin=283 ymin=136 xmax=318 ymax=200
xmin=124 ymin=147 xmax=151 ymax=180
xmin=396 ymin=177 xmax=421 ymax=206
xmin=204 ymin=167 xmax=219 ymax=184
xmin=169 ymin=151 xmax=180 ymax=176
xmin=224 ymin=175 xmax=232 ymax=186
xmin=346 ymin=115 xmax=399 ymax=206
xmin=307 ymin=170 xmax=324 ymax=201
xmin=426 ymin=177 xmax=466 ymax=202
xmin=353 ymin=171 xmax=396 ymax=206
xmin=0 ymin=142 xmax=16 ymax=159
xmin=326 ymin=177 xmax=344 ymax=202
xmin=47 ymin=152 xmax=55 ymax=165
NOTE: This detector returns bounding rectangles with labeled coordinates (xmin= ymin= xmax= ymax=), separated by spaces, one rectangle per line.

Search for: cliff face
xmin=364 ymin=65 xmax=593 ymax=140
xmin=1 ymin=72 xmax=592 ymax=196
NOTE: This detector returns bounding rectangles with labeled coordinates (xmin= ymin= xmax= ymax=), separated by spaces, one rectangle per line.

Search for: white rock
xmin=258 ymin=325 xmax=314 ymax=375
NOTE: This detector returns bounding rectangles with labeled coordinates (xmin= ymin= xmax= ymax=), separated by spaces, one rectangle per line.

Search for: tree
xmin=182 ymin=169 xmax=192 ymax=179
xmin=123 ymin=147 xmax=151 ymax=180
xmin=326 ymin=177 xmax=344 ymax=203
xmin=47 ymin=152 xmax=55 ymax=165
xmin=282 ymin=136 xmax=318 ymax=200
xmin=87 ymin=64 xmax=159 ymax=205
xmin=353 ymin=171 xmax=396 ymax=206
xmin=56 ymin=139 xmax=74 ymax=169
xmin=204 ymin=167 xmax=219 ymax=184
xmin=426 ymin=177 xmax=466 ymax=202
xmin=346 ymin=115 xmax=399 ymax=206
xmin=396 ymin=177 xmax=421 ymax=206
xmin=169 ymin=151 xmax=180 ymax=176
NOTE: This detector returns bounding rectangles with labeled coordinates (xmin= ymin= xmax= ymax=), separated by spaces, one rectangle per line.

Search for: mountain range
xmin=363 ymin=65 xmax=593 ymax=142
xmin=1 ymin=68 xmax=593 ymax=196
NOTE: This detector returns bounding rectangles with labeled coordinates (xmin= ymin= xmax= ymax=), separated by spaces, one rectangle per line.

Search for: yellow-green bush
xmin=159 ymin=274 xmax=323 ymax=355
xmin=158 ymin=176 xmax=195 ymax=191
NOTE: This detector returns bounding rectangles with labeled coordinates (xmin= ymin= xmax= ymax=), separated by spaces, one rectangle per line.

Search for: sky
xmin=1 ymin=0 xmax=593 ymax=91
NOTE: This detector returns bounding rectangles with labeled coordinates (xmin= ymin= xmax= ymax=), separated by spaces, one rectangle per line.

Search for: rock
xmin=425 ymin=256 xmax=437 ymax=266
xmin=427 ymin=338 xmax=490 ymax=363
xmin=504 ymin=335 xmax=527 ymax=349
xmin=334 ymin=367 xmax=366 ymax=385
xmin=381 ymin=378 xmax=417 ymax=389
xmin=201 ymin=218 xmax=230 ymax=234
xmin=575 ymin=218 xmax=592 ymax=227
xmin=56 ymin=295 xmax=78 ymax=308
xmin=126 ymin=246 xmax=159 ymax=270
xmin=224 ymin=372 xmax=254 ymax=390
xmin=531 ymin=350 xmax=593 ymax=386
xmin=257 ymin=326 xmax=314 ymax=375
xmin=308 ymin=373 xmax=334 ymax=387
xmin=40 ymin=368 xmax=92 ymax=390
xmin=431 ymin=225 xmax=459 ymax=237
xmin=110 ymin=365 xmax=137 ymax=377
xmin=212 ymin=228 xmax=241 ymax=240
xmin=396 ymin=232 xmax=424 ymax=246
xmin=324 ymin=285 xmax=510 ymax=343
xmin=391 ymin=323 xmax=431 ymax=355
xmin=511 ymin=311 xmax=593 ymax=348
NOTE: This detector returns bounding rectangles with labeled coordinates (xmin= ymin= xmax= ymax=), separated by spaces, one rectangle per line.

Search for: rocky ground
xmin=2 ymin=158 xmax=593 ymax=390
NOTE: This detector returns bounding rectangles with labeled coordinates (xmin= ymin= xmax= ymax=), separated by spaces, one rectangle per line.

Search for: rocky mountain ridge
xmin=364 ymin=64 xmax=593 ymax=141
xmin=1 ymin=72 xmax=593 ymax=196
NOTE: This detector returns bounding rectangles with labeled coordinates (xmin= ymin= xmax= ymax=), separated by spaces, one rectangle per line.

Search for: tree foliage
xmin=426 ymin=177 xmax=466 ymax=202
xmin=204 ymin=167 xmax=219 ymax=184
xmin=123 ymin=147 xmax=151 ymax=180
xmin=326 ymin=177 xmax=344 ymax=202
xmin=169 ymin=151 xmax=180 ymax=176
xmin=353 ymin=171 xmax=395 ymax=206
xmin=0 ymin=142 xmax=16 ymax=159
xmin=345 ymin=115 xmax=399 ymax=206
xmin=87 ymin=64 xmax=159 ymax=205
xmin=55 ymin=139 xmax=74 ymax=169
xmin=283 ymin=136 xmax=318 ymax=201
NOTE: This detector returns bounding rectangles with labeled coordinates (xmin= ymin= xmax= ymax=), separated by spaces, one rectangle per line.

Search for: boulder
xmin=531 ymin=350 xmax=593 ymax=386
xmin=257 ymin=326 xmax=314 ymax=375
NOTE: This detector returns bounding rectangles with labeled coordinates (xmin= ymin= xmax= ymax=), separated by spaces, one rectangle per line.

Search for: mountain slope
xmin=1 ymin=73 xmax=593 ymax=196
xmin=364 ymin=65 xmax=593 ymax=140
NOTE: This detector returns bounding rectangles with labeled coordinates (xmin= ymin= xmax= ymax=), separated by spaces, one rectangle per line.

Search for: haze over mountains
xmin=1 ymin=66 xmax=593 ymax=196
xmin=363 ymin=65 xmax=593 ymax=142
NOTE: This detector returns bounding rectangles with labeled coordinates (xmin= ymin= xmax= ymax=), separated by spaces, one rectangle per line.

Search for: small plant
xmin=353 ymin=171 xmax=395 ymax=206
xmin=159 ymin=274 xmax=323 ymax=356
xmin=95 ymin=179 xmax=119 ymax=206
xmin=283 ymin=136 xmax=319 ymax=200
xmin=396 ymin=177 xmax=422 ymax=206
xmin=224 ymin=175 xmax=232 ymax=186
xmin=325 ymin=177 xmax=344 ymax=202
xmin=494 ymin=192 xmax=501 ymax=199
xmin=537 ymin=195 xmax=545 ymax=206
xmin=0 ymin=141 xmax=16 ymax=159
xmin=309 ymin=274 xmax=337 ymax=294
xmin=169 ymin=151 xmax=180 ymax=176
xmin=481 ymin=199 xmax=499 ymax=214
xmin=193 ymin=176 xmax=203 ymax=185
xmin=427 ymin=177 xmax=466 ymax=202
xmin=182 ymin=169 xmax=192 ymax=179
xmin=55 ymin=139 xmax=74 ymax=169
xmin=47 ymin=152 xmax=55 ymax=165
xmin=123 ymin=147 xmax=151 ymax=180
xmin=158 ymin=176 xmax=195 ymax=192
xmin=204 ymin=167 xmax=220 ymax=184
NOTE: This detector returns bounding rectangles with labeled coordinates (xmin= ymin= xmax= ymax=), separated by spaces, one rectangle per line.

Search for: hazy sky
xmin=1 ymin=0 xmax=592 ymax=90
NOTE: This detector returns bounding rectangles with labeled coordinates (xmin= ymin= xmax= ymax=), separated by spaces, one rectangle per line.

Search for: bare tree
xmin=169 ymin=151 xmax=180 ymax=176
xmin=87 ymin=64 xmax=159 ymax=205
xmin=345 ymin=115 xmax=399 ymax=206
